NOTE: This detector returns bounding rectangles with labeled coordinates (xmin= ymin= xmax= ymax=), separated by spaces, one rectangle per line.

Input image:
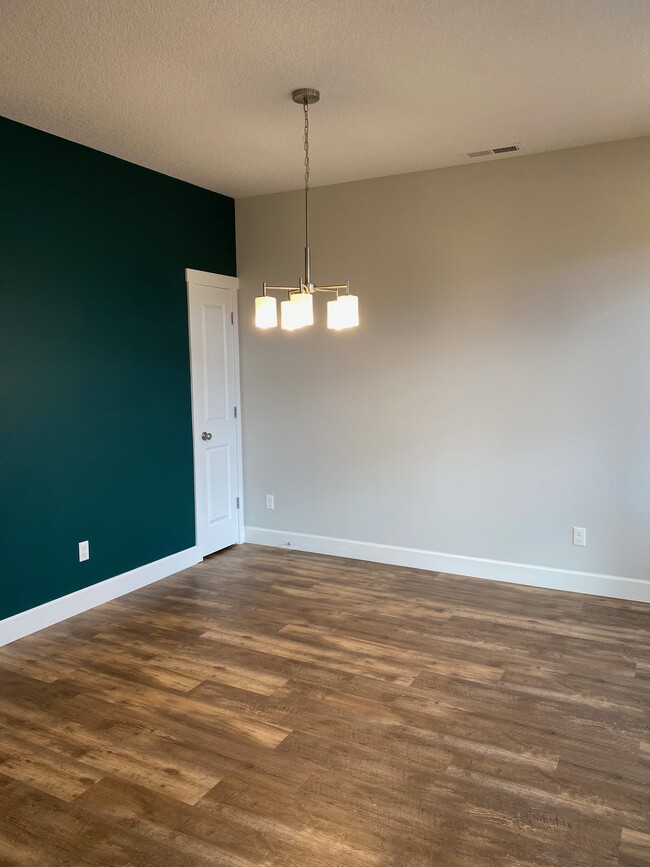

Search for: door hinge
xmin=236 ymin=497 xmax=240 ymax=509
xmin=234 ymin=406 xmax=237 ymax=418
xmin=231 ymin=312 xmax=234 ymax=325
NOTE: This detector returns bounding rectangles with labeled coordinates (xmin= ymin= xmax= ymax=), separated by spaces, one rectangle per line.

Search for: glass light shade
xmin=327 ymin=297 xmax=341 ymax=330
xmin=327 ymin=294 xmax=359 ymax=330
xmin=281 ymin=292 xmax=313 ymax=330
xmin=280 ymin=297 xmax=301 ymax=330
xmin=292 ymin=292 xmax=314 ymax=327
xmin=255 ymin=295 xmax=277 ymax=329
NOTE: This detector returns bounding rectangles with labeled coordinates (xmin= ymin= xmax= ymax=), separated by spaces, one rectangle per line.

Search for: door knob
xmin=202 ymin=432 xmax=212 ymax=441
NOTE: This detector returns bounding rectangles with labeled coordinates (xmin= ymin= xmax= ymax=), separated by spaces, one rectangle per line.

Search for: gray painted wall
xmin=236 ymin=136 xmax=650 ymax=583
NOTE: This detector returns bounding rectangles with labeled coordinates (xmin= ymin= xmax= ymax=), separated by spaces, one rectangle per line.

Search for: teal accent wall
xmin=0 ymin=115 xmax=236 ymax=621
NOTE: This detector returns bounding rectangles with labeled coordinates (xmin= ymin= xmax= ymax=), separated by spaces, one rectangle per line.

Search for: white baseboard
xmin=245 ymin=526 xmax=650 ymax=604
xmin=0 ymin=546 xmax=202 ymax=648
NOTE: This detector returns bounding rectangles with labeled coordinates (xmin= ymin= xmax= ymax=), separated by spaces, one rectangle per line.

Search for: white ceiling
xmin=1 ymin=0 xmax=649 ymax=198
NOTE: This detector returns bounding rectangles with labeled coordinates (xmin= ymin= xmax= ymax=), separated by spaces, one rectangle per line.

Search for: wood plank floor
xmin=0 ymin=544 xmax=649 ymax=866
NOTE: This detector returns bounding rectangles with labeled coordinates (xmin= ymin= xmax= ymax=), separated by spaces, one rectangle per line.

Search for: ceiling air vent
xmin=465 ymin=143 xmax=524 ymax=160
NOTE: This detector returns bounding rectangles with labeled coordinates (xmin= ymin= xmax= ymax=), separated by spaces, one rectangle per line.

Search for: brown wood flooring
xmin=0 ymin=544 xmax=649 ymax=866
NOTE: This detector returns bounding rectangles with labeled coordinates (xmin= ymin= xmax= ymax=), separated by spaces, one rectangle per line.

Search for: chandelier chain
xmin=303 ymin=99 xmax=309 ymax=194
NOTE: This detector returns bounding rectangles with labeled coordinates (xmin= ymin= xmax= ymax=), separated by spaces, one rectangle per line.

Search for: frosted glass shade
xmin=281 ymin=292 xmax=313 ymax=330
xmin=255 ymin=295 xmax=277 ymax=329
xmin=280 ymin=298 xmax=300 ymax=330
xmin=327 ymin=294 xmax=359 ymax=330
xmin=292 ymin=292 xmax=314 ymax=327
xmin=326 ymin=298 xmax=340 ymax=330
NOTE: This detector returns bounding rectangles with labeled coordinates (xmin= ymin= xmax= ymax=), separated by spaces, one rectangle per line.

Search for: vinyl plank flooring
xmin=0 ymin=543 xmax=648 ymax=865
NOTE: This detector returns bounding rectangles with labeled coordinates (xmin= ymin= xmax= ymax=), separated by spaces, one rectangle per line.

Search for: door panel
xmin=188 ymin=275 xmax=240 ymax=556
xmin=202 ymin=304 xmax=229 ymax=422
xmin=206 ymin=444 xmax=231 ymax=524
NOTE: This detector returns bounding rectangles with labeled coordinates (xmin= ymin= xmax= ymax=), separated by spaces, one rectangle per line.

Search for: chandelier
xmin=255 ymin=88 xmax=359 ymax=332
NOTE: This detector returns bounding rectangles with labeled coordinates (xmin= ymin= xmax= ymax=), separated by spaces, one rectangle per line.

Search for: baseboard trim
xmin=245 ymin=527 xmax=650 ymax=604
xmin=0 ymin=546 xmax=202 ymax=648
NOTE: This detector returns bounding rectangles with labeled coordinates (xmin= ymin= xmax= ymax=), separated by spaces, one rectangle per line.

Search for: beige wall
xmin=236 ymin=136 xmax=650 ymax=587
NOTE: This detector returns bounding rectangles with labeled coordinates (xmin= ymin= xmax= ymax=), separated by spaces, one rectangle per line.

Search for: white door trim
xmin=186 ymin=268 xmax=244 ymax=549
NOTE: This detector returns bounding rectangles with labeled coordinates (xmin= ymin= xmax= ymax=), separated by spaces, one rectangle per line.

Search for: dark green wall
xmin=0 ymin=115 xmax=236 ymax=621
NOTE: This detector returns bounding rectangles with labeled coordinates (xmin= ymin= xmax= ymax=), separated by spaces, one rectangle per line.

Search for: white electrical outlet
xmin=265 ymin=494 xmax=275 ymax=510
xmin=573 ymin=527 xmax=586 ymax=547
xmin=78 ymin=540 xmax=90 ymax=561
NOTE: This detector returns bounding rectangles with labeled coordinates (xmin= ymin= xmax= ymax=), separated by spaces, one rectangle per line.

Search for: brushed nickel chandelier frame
xmin=254 ymin=88 xmax=359 ymax=331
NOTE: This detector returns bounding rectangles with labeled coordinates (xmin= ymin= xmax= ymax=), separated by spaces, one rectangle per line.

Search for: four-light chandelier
xmin=255 ymin=88 xmax=359 ymax=332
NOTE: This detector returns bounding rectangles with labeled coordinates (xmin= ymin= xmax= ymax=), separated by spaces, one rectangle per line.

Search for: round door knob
xmin=201 ymin=432 xmax=212 ymax=441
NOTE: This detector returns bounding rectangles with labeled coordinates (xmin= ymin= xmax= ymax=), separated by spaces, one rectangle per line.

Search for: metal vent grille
xmin=465 ymin=143 xmax=523 ymax=159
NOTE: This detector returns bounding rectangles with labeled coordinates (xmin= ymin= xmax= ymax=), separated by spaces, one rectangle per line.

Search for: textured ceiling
xmin=1 ymin=0 xmax=649 ymax=197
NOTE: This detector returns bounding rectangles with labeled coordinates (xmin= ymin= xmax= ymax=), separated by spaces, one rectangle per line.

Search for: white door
xmin=187 ymin=270 xmax=242 ymax=556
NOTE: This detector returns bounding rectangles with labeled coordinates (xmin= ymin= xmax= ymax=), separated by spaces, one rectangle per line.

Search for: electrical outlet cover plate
xmin=573 ymin=527 xmax=586 ymax=547
xmin=265 ymin=494 xmax=275 ymax=510
xmin=79 ymin=540 xmax=90 ymax=561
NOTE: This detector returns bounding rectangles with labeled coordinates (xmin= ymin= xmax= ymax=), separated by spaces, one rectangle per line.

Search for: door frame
xmin=185 ymin=268 xmax=244 ymax=551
